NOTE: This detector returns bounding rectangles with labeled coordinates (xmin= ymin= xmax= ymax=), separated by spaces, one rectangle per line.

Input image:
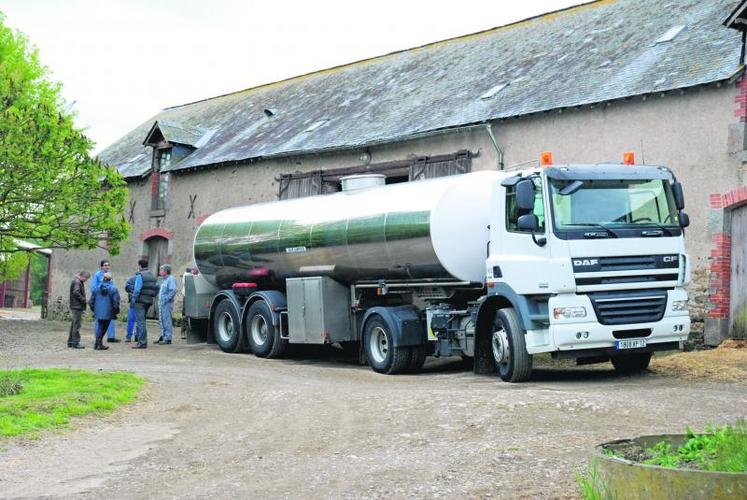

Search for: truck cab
xmin=480 ymin=157 xmax=691 ymax=381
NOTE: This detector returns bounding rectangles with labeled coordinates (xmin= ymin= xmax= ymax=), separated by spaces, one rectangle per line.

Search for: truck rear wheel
xmin=611 ymin=352 xmax=651 ymax=374
xmin=213 ymin=300 xmax=243 ymax=353
xmin=246 ymin=300 xmax=287 ymax=358
xmin=364 ymin=316 xmax=411 ymax=375
xmin=492 ymin=307 xmax=533 ymax=382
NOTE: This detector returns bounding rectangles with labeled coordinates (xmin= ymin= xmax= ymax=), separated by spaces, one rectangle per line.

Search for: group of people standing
xmin=67 ymin=258 xmax=178 ymax=350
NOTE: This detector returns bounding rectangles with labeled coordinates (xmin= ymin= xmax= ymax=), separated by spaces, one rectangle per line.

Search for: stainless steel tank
xmin=193 ymin=171 xmax=504 ymax=288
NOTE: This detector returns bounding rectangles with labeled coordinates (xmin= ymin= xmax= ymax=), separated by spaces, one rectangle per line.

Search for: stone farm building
xmin=51 ymin=0 xmax=747 ymax=345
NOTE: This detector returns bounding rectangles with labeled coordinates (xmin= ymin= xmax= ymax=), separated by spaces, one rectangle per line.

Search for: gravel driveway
xmin=1 ymin=318 xmax=745 ymax=499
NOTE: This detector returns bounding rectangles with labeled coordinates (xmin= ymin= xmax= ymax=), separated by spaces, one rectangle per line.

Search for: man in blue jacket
xmin=155 ymin=264 xmax=178 ymax=345
xmin=131 ymin=258 xmax=159 ymax=349
xmin=89 ymin=273 xmax=120 ymax=351
xmin=91 ymin=259 xmax=120 ymax=342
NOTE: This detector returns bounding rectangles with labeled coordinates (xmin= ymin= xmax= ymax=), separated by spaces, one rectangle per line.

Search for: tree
xmin=0 ymin=13 xmax=129 ymax=281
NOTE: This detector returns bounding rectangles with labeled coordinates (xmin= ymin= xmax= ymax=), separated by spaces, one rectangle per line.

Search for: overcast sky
xmin=0 ymin=0 xmax=586 ymax=153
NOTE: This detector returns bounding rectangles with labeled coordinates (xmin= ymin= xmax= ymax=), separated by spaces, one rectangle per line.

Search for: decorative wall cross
xmin=128 ymin=200 xmax=136 ymax=223
xmin=188 ymin=194 xmax=197 ymax=219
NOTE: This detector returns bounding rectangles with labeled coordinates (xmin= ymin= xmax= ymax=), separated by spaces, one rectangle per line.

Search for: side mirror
xmin=672 ymin=182 xmax=685 ymax=210
xmin=517 ymin=214 xmax=538 ymax=232
xmin=516 ymin=179 xmax=535 ymax=212
xmin=679 ymin=210 xmax=690 ymax=228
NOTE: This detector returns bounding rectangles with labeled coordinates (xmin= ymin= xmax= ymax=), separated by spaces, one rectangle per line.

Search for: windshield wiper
xmin=565 ymin=223 xmax=620 ymax=238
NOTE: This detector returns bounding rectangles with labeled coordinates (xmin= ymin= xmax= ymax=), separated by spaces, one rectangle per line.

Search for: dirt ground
xmin=1 ymin=317 xmax=746 ymax=500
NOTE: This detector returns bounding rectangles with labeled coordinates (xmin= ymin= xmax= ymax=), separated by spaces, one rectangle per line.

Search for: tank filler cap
xmin=340 ymin=174 xmax=386 ymax=192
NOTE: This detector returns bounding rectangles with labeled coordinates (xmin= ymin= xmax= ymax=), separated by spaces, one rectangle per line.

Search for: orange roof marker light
xmin=623 ymin=151 xmax=635 ymax=165
xmin=540 ymin=151 xmax=553 ymax=167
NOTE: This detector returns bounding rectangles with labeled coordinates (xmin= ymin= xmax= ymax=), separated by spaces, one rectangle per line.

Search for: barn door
xmin=145 ymin=236 xmax=168 ymax=318
xmin=730 ymin=205 xmax=747 ymax=339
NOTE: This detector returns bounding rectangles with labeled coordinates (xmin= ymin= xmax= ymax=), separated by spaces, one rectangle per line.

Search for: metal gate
xmin=730 ymin=204 xmax=747 ymax=339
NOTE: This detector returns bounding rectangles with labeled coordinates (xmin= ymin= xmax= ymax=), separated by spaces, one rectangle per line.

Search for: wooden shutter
xmin=409 ymin=150 xmax=472 ymax=181
xmin=278 ymin=172 xmax=323 ymax=199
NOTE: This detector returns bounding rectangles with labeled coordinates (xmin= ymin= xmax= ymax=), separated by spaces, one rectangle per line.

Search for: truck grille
xmin=572 ymin=254 xmax=680 ymax=290
xmin=588 ymin=290 xmax=668 ymax=325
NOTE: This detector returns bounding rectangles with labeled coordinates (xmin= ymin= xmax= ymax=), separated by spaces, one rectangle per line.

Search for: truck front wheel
xmin=363 ymin=316 xmax=411 ymax=375
xmin=246 ymin=300 xmax=287 ymax=358
xmin=611 ymin=352 xmax=651 ymax=374
xmin=492 ymin=307 xmax=533 ymax=382
xmin=213 ymin=300 xmax=243 ymax=353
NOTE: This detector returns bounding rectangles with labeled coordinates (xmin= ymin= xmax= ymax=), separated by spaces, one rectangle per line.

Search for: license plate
xmin=615 ymin=338 xmax=647 ymax=350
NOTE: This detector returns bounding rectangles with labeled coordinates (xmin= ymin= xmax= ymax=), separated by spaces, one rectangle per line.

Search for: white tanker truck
xmin=183 ymin=154 xmax=691 ymax=382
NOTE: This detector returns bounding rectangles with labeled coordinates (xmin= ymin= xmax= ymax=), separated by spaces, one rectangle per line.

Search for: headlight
xmin=671 ymin=300 xmax=688 ymax=312
xmin=553 ymin=306 xmax=587 ymax=319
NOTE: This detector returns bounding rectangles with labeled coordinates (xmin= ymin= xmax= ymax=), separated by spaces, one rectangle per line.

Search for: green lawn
xmin=0 ymin=368 xmax=144 ymax=438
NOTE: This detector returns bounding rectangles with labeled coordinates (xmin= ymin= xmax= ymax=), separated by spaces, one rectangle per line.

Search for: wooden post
xmin=23 ymin=255 xmax=31 ymax=308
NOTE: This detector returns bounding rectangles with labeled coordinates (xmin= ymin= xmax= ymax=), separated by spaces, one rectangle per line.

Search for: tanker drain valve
xmin=376 ymin=280 xmax=389 ymax=296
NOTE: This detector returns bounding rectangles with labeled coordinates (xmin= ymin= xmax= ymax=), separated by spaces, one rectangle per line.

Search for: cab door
xmin=491 ymin=175 xmax=552 ymax=295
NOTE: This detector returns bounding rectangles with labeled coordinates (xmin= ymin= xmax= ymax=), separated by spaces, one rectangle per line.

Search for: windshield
xmin=549 ymin=178 xmax=679 ymax=230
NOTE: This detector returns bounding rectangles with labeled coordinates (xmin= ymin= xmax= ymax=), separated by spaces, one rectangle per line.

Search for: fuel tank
xmin=194 ymin=170 xmax=504 ymax=288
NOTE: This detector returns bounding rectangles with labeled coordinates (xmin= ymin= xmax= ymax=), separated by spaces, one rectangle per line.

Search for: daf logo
xmin=573 ymin=259 xmax=599 ymax=266
xmin=662 ymin=255 xmax=678 ymax=263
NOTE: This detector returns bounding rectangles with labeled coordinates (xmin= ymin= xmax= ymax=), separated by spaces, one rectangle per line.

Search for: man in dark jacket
xmin=131 ymin=258 xmax=159 ymax=349
xmin=67 ymin=271 xmax=91 ymax=349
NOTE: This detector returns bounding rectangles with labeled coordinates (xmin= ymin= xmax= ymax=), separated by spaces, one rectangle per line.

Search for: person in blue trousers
xmin=155 ymin=264 xmax=178 ymax=345
xmin=91 ymin=259 xmax=120 ymax=342
xmin=88 ymin=273 xmax=120 ymax=351
xmin=124 ymin=275 xmax=138 ymax=342
xmin=131 ymin=258 xmax=159 ymax=349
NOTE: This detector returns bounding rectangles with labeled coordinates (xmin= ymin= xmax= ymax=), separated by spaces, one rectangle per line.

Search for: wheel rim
xmin=368 ymin=326 xmax=389 ymax=364
xmin=250 ymin=314 xmax=268 ymax=346
xmin=492 ymin=324 xmax=510 ymax=370
xmin=217 ymin=312 xmax=234 ymax=343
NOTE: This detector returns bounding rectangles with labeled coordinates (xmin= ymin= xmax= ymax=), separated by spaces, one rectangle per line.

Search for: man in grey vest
xmin=130 ymin=258 xmax=159 ymax=349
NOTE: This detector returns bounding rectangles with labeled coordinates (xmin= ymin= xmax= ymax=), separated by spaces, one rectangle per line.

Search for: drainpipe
xmin=23 ymin=255 xmax=31 ymax=308
xmin=484 ymin=122 xmax=504 ymax=170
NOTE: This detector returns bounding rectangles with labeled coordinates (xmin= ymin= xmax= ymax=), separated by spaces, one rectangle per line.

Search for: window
xmin=158 ymin=148 xmax=172 ymax=170
xmin=151 ymin=148 xmax=172 ymax=210
xmin=506 ymin=176 xmax=545 ymax=233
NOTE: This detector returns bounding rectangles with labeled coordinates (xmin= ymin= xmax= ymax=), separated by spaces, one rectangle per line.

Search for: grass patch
xmin=0 ymin=368 xmax=144 ymax=438
xmin=576 ymin=464 xmax=615 ymax=499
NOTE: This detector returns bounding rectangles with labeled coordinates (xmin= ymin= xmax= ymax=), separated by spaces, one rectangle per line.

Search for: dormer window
xmin=142 ymin=120 xmax=207 ymax=212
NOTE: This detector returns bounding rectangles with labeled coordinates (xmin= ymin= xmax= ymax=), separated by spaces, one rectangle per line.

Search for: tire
xmin=611 ymin=352 xmax=652 ymax=374
xmin=406 ymin=346 xmax=427 ymax=374
xmin=363 ymin=316 xmax=411 ymax=374
xmin=213 ymin=300 xmax=242 ymax=353
xmin=246 ymin=300 xmax=287 ymax=358
xmin=492 ymin=307 xmax=533 ymax=382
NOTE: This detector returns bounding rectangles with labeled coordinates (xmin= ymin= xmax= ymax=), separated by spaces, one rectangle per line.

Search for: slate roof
xmin=99 ymin=0 xmax=744 ymax=178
